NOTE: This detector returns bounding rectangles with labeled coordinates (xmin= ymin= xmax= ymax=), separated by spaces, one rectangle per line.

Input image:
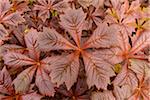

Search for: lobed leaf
xmin=129 ymin=59 xmax=150 ymax=80
xmin=4 ymin=52 xmax=35 ymax=67
xmin=38 ymin=27 xmax=77 ymax=51
xmin=83 ymin=23 xmax=118 ymax=49
xmin=130 ymin=31 xmax=150 ymax=54
xmin=78 ymin=0 xmax=104 ymax=9
xmin=113 ymin=85 xmax=132 ymax=100
xmin=60 ymin=8 xmax=86 ymax=46
xmin=33 ymin=0 xmax=69 ymax=22
xmin=13 ymin=66 xmax=36 ymax=93
xmin=0 ymin=66 xmax=12 ymax=86
xmin=82 ymin=51 xmax=115 ymax=90
xmin=52 ymin=0 xmax=69 ymax=12
xmin=0 ymin=0 xmax=11 ymax=16
xmin=33 ymin=0 xmax=51 ymax=22
xmin=93 ymin=47 xmax=124 ymax=64
xmin=0 ymin=24 xmax=9 ymax=41
xmin=128 ymin=78 xmax=150 ymax=100
xmin=41 ymin=56 xmax=61 ymax=73
xmin=1 ymin=44 xmax=24 ymax=53
xmin=50 ymin=52 xmax=79 ymax=90
xmin=0 ymin=66 xmax=13 ymax=95
xmin=2 ymin=12 xmax=25 ymax=26
xmin=115 ymin=28 xmax=131 ymax=51
xmin=36 ymin=68 xmax=55 ymax=96
xmin=25 ymin=28 xmax=40 ymax=60
xmin=113 ymin=63 xmax=138 ymax=90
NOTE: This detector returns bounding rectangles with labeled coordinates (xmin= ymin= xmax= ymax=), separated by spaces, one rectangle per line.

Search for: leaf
xmin=82 ymin=51 xmax=115 ymax=90
xmin=52 ymin=1 xmax=69 ymax=12
xmin=92 ymin=8 xmax=104 ymax=26
xmin=110 ymin=0 xmax=121 ymax=9
xmin=129 ymin=59 xmax=150 ymax=80
xmin=50 ymin=52 xmax=79 ymax=90
xmin=78 ymin=0 xmax=93 ymax=8
xmin=60 ymin=8 xmax=86 ymax=46
xmin=38 ymin=27 xmax=77 ymax=51
xmin=0 ymin=0 xmax=11 ymax=16
xmin=40 ymin=56 xmax=61 ymax=73
xmin=21 ymin=92 xmax=42 ymax=100
xmin=4 ymin=52 xmax=35 ymax=67
xmin=79 ymin=0 xmax=104 ymax=8
xmin=113 ymin=85 xmax=132 ymax=100
xmin=113 ymin=63 xmax=138 ymax=90
xmin=105 ymin=0 xmax=139 ymax=35
xmin=35 ymin=68 xmax=55 ymax=96
xmin=127 ymin=0 xmax=141 ymax=13
xmin=33 ymin=0 xmax=69 ymax=22
xmin=0 ymin=0 xmax=149 ymax=98
xmin=128 ymin=78 xmax=150 ymax=100
xmin=36 ymin=0 xmax=49 ymax=5
xmin=91 ymin=91 xmax=115 ymax=100
xmin=2 ymin=11 xmax=25 ymax=26
xmin=33 ymin=0 xmax=51 ymax=22
xmin=25 ymin=28 xmax=40 ymax=59
xmin=0 ymin=66 xmax=14 ymax=95
xmin=92 ymin=28 xmax=132 ymax=64
xmin=115 ymin=28 xmax=131 ymax=51
xmin=83 ymin=23 xmax=118 ymax=49
xmin=12 ymin=24 xmax=27 ymax=46
xmin=0 ymin=24 xmax=9 ymax=41
xmin=92 ymin=47 xmax=124 ymax=64
xmin=11 ymin=1 xmax=29 ymax=14
xmin=1 ymin=44 xmax=25 ymax=54
xmin=0 ymin=66 xmax=12 ymax=85
xmin=13 ymin=66 xmax=36 ymax=93
xmin=130 ymin=31 xmax=150 ymax=54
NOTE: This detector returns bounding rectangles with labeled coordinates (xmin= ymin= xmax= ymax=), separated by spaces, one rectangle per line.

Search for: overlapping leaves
xmin=38 ymin=8 xmax=119 ymax=91
xmin=0 ymin=0 xmax=149 ymax=99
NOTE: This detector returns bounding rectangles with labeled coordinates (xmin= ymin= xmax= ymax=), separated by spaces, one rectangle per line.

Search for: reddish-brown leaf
xmin=59 ymin=8 xmax=86 ymax=46
xmin=113 ymin=85 xmax=132 ymax=100
xmin=4 ymin=52 xmax=35 ymax=67
xmin=0 ymin=0 xmax=11 ymax=16
xmin=83 ymin=23 xmax=118 ymax=49
xmin=33 ymin=0 xmax=69 ymax=22
xmin=130 ymin=31 xmax=150 ymax=55
xmin=25 ymin=28 xmax=40 ymax=60
xmin=13 ymin=66 xmax=36 ymax=93
xmin=0 ymin=66 xmax=14 ymax=95
xmin=0 ymin=24 xmax=9 ymax=45
xmin=128 ymin=77 xmax=150 ymax=100
xmin=113 ymin=63 xmax=138 ymax=90
xmin=38 ymin=27 xmax=77 ymax=51
xmin=21 ymin=92 xmax=42 ymax=100
xmin=91 ymin=91 xmax=115 ymax=100
xmin=36 ymin=68 xmax=55 ymax=96
xmin=78 ymin=0 xmax=104 ymax=8
xmin=129 ymin=59 xmax=150 ymax=81
xmin=50 ymin=52 xmax=79 ymax=90
xmin=82 ymin=51 xmax=115 ymax=90
xmin=92 ymin=47 xmax=124 ymax=64
xmin=2 ymin=12 xmax=25 ymax=26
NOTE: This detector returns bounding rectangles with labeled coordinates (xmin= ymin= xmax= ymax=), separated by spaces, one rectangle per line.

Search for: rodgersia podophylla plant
xmin=0 ymin=0 xmax=149 ymax=100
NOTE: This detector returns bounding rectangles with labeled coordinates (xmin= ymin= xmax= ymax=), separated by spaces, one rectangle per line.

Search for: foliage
xmin=0 ymin=0 xmax=149 ymax=99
